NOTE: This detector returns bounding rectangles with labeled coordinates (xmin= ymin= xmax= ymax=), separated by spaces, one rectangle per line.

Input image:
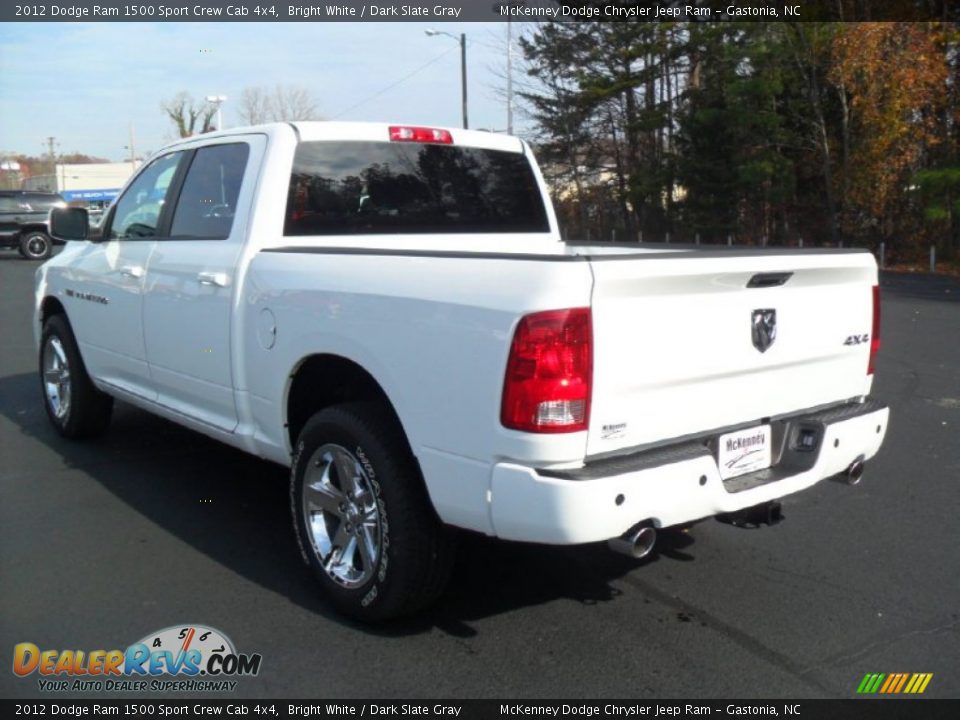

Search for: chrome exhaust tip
xmin=845 ymin=455 xmax=866 ymax=485
xmin=608 ymin=523 xmax=657 ymax=559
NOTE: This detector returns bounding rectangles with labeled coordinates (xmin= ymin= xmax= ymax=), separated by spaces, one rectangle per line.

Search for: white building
xmin=22 ymin=162 xmax=140 ymax=206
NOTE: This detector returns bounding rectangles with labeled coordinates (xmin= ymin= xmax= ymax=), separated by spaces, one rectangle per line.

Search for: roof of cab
xmin=290 ymin=121 xmax=525 ymax=154
xmin=157 ymin=121 xmax=525 ymax=155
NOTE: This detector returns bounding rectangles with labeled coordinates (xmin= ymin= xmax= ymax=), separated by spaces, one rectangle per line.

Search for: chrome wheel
xmin=301 ymin=443 xmax=382 ymax=588
xmin=28 ymin=237 xmax=46 ymax=255
xmin=22 ymin=232 xmax=50 ymax=259
xmin=42 ymin=336 xmax=71 ymax=420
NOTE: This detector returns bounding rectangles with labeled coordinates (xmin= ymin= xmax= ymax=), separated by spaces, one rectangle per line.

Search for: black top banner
xmin=3 ymin=0 xmax=958 ymax=23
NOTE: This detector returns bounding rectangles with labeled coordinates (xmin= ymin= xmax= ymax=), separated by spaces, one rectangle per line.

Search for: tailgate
xmin=586 ymin=249 xmax=878 ymax=457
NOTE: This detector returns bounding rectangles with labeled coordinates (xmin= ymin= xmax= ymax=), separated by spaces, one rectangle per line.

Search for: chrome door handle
xmin=120 ymin=265 xmax=144 ymax=279
xmin=197 ymin=271 xmax=230 ymax=288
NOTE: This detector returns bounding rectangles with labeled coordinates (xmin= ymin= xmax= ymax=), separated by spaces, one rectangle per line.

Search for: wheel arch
xmin=285 ymin=353 xmax=412 ymax=458
xmin=19 ymin=223 xmax=51 ymax=236
xmin=40 ymin=295 xmax=67 ymax=326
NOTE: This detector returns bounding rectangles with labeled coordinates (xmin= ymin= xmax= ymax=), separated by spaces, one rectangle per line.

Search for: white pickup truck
xmin=36 ymin=122 xmax=888 ymax=620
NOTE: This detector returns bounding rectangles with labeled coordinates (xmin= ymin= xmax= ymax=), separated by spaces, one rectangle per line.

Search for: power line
xmin=332 ymin=46 xmax=458 ymax=120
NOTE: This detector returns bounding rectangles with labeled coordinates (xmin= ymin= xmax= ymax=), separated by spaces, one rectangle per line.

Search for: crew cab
xmin=35 ymin=122 xmax=888 ymax=620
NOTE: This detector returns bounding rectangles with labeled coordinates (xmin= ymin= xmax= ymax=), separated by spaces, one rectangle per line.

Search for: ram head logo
xmin=751 ymin=309 xmax=777 ymax=353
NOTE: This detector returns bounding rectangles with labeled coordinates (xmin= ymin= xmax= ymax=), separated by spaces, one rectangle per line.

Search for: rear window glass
xmin=29 ymin=195 xmax=64 ymax=210
xmin=285 ymin=141 xmax=549 ymax=236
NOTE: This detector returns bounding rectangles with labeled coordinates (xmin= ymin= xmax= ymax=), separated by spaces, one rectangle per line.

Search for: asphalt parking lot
xmin=1 ymin=250 xmax=958 ymax=699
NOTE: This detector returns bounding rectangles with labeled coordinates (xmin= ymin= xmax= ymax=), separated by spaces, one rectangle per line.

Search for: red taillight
xmin=501 ymin=308 xmax=592 ymax=433
xmin=388 ymin=126 xmax=453 ymax=144
xmin=868 ymin=285 xmax=881 ymax=375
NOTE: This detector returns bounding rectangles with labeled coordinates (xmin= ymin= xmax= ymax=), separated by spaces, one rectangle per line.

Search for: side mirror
xmin=50 ymin=207 xmax=90 ymax=242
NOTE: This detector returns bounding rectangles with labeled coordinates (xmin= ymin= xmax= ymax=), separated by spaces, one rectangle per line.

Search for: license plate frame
xmin=717 ymin=425 xmax=772 ymax=480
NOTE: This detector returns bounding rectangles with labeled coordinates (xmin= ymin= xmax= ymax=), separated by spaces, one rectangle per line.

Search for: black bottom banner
xmin=2 ymin=700 xmax=959 ymax=720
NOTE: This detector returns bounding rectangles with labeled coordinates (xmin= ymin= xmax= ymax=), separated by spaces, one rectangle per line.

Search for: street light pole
xmin=498 ymin=2 xmax=526 ymax=135
xmin=459 ymin=33 xmax=468 ymax=130
xmin=206 ymin=95 xmax=227 ymax=131
xmin=425 ymin=29 xmax=468 ymax=130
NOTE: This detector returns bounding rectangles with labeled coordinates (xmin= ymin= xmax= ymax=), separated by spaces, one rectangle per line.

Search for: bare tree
xmin=161 ymin=92 xmax=217 ymax=138
xmin=237 ymin=84 xmax=323 ymax=124
xmin=238 ymin=87 xmax=271 ymax=124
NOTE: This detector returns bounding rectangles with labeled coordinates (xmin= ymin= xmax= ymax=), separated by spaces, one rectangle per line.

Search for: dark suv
xmin=0 ymin=191 xmax=67 ymax=260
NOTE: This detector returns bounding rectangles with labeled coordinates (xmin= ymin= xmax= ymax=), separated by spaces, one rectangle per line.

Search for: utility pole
xmin=45 ymin=136 xmax=59 ymax=170
xmin=506 ymin=20 xmax=513 ymax=135
xmin=128 ymin=124 xmax=137 ymax=168
xmin=44 ymin=136 xmax=59 ymax=192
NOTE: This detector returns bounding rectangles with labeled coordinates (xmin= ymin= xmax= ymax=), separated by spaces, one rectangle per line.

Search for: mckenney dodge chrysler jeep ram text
xmin=35 ymin=122 xmax=888 ymax=620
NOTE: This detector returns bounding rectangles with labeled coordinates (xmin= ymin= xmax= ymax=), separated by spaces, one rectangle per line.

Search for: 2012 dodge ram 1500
xmin=36 ymin=122 xmax=888 ymax=620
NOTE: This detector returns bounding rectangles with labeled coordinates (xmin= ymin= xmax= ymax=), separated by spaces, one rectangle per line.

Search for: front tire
xmin=290 ymin=403 xmax=456 ymax=621
xmin=40 ymin=314 xmax=113 ymax=438
xmin=20 ymin=230 xmax=53 ymax=260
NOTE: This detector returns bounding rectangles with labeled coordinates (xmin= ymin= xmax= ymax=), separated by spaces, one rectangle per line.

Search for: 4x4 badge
xmin=751 ymin=309 xmax=777 ymax=353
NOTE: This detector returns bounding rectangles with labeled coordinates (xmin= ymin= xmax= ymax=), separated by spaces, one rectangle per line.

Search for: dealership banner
xmin=2 ymin=700 xmax=960 ymax=718
xmin=3 ymin=0 xmax=958 ymax=23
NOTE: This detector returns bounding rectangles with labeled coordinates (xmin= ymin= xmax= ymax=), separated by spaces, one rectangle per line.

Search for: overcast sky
xmin=0 ymin=21 xmax=523 ymax=161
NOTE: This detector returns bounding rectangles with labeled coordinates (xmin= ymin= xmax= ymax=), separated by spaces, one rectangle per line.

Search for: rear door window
xmin=285 ymin=141 xmax=549 ymax=236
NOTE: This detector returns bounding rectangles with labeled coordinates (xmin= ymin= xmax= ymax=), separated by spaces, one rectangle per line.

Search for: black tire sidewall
xmin=39 ymin=314 xmax=111 ymax=438
xmin=40 ymin=316 xmax=79 ymax=433
xmin=21 ymin=231 xmax=52 ymax=260
xmin=290 ymin=406 xmax=410 ymax=620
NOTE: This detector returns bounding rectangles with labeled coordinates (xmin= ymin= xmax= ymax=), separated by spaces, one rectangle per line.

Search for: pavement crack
xmin=799 ymin=616 xmax=960 ymax=676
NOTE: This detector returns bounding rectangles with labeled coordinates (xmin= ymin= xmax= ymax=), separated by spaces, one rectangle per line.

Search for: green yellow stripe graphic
xmin=857 ymin=672 xmax=933 ymax=694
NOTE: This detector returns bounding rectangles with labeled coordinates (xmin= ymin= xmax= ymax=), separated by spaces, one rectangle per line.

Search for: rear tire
xmin=20 ymin=230 xmax=53 ymax=260
xmin=290 ymin=402 xmax=456 ymax=621
xmin=39 ymin=314 xmax=113 ymax=439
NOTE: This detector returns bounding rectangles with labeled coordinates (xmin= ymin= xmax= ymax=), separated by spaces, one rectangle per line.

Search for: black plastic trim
xmin=747 ymin=272 xmax=793 ymax=288
xmin=263 ymin=246 xmax=587 ymax=262
xmin=582 ymin=397 xmax=869 ymax=464
xmin=538 ymin=442 xmax=712 ymax=481
xmin=536 ymin=398 xmax=887 ymax=482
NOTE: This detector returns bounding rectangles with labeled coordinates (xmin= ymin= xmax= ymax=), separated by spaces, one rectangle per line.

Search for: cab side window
xmin=108 ymin=152 xmax=184 ymax=240
xmin=169 ymin=143 xmax=250 ymax=240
